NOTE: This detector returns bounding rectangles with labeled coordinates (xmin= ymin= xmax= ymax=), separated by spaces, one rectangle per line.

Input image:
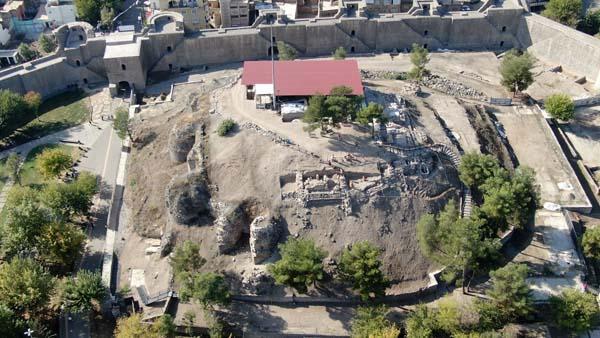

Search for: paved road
xmin=114 ymin=0 xmax=143 ymax=31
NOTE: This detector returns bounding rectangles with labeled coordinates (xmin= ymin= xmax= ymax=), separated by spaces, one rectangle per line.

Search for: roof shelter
xmin=241 ymin=59 xmax=364 ymax=97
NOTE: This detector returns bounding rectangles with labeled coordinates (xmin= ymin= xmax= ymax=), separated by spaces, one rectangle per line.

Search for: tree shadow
xmin=224 ymin=302 xmax=288 ymax=333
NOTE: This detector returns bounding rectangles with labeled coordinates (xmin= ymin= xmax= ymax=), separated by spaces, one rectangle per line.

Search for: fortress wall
xmin=7 ymin=59 xmax=82 ymax=98
xmin=517 ymin=13 xmax=600 ymax=85
xmin=179 ymin=32 xmax=269 ymax=67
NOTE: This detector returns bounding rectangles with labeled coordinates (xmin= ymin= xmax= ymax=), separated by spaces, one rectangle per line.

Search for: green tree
xmin=550 ymin=288 xmax=600 ymax=335
xmin=0 ymin=304 xmax=21 ymax=337
xmin=0 ymin=90 xmax=33 ymax=138
xmin=339 ymin=241 xmax=389 ymax=301
xmin=0 ymin=258 xmax=55 ymax=319
xmin=178 ymin=272 xmax=230 ymax=309
xmin=545 ymin=93 xmax=575 ymax=121
xmin=18 ymin=43 xmax=37 ymax=62
xmin=61 ymin=270 xmax=107 ymax=313
xmin=152 ymin=314 xmax=176 ymax=338
xmin=217 ymin=118 xmax=236 ymax=136
xmin=36 ymin=148 xmax=73 ymax=179
xmin=38 ymin=222 xmax=86 ymax=269
xmin=351 ymin=306 xmax=400 ymax=338
xmin=408 ymin=43 xmax=429 ymax=81
xmin=1 ymin=187 xmax=48 ymax=258
xmin=483 ymin=263 xmax=532 ymax=322
xmin=42 ymin=172 xmax=98 ymax=220
xmin=582 ymin=226 xmax=600 ymax=260
xmin=268 ymin=238 xmax=327 ymax=293
xmin=100 ymin=6 xmax=115 ymax=29
xmin=357 ymin=103 xmax=387 ymax=137
xmin=277 ymin=41 xmax=297 ymax=60
xmin=302 ymin=87 xmax=363 ymax=131
xmin=171 ymin=240 xmax=206 ymax=277
xmin=38 ymin=34 xmax=57 ymax=54
xmin=458 ymin=152 xmax=500 ymax=189
xmin=405 ymin=305 xmax=438 ymax=338
xmin=115 ymin=313 xmax=160 ymax=338
xmin=182 ymin=310 xmax=196 ymax=336
xmin=543 ymin=0 xmax=582 ymax=27
xmin=5 ymin=152 xmax=21 ymax=185
xmin=114 ymin=108 xmax=130 ymax=139
xmin=499 ymin=50 xmax=535 ymax=95
xmin=74 ymin=0 xmax=120 ymax=25
xmin=578 ymin=9 xmax=600 ymax=35
xmin=24 ymin=91 xmax=42 ymax=117
xmin=416 ymin=201 xmax=501 ymax=289
xmin=333 ymin=46 xmax=347 ymax=60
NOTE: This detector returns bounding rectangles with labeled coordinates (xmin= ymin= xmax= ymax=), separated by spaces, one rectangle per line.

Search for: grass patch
xmin=19 ymin=144 xmax=81 ymax=189
xmin=0 ymin=157 xmax=8 ymax=192
xmin=0 ymin=90 xmax=91 ymax=149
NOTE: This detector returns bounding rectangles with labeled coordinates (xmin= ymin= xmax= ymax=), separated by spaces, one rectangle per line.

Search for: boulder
xmin=168 ymin=122 xmax=197 ymax=163
xmin=165 ymin=172 xmax=211 ymax=225
xmin=215 ymin=203 xmax=247 ymax=253
xmin=249 ymin=216 xmax=280 ymax=264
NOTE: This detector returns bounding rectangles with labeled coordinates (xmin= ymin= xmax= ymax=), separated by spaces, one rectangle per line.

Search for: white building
xmin=45 ymin=0 xmax=76 ymax=28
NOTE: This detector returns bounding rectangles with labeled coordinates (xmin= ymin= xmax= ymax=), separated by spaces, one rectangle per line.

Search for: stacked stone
xmin=421 ymin=75 xmax=487 ymax=100
xmin=249 ymin=216 xmax=280 ymax=264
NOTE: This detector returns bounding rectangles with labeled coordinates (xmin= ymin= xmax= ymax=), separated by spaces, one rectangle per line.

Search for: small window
xmin=423 ymin=44 xmax=428 ymax=49
xmin=501 ymin=26 xmax=507 ymax=32
xmin=167 ymin=46 xmax=172 ymax=52
xmin=424 ymin=30 xmax=428 ymax=36
xmin=350 ymin=46 xmax=355 ymax=52
xmin=272 ymin=36 xmax=276 ymax=43
xmin=76 ymin=60 xmax=81 ymax=67
xmin=79 ymin=35 xmax=84 ymax=41
xmin=83 ymin=78 xmax=88 ymax=84
xmin=121 ymin=64 xmax=126 ymax=71
xmin=351 ymin=30 xmax=356 ymax=36
xmin=169 ymin=64 xmax=173 ymax=70
xmin=500 ymin=41 xmax=504 ymax=47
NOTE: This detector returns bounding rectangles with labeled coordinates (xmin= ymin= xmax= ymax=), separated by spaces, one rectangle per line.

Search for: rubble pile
xmin=422 ymin=74 xmax=487 ymax=100
xmin=165 ymin=172 xmax=211 ymax=225
xmin=240 ymin=268 xmax=275 ymax=295
xmin=242 ymin=122 xmax=294 ymax=145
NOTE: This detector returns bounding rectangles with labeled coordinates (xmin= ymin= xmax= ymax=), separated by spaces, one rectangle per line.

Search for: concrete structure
xmin=0 ymin=1 xmax=600 ymax=97
xmin=208 ymin=0 xmax=250 ymax=27
xmin=147 ymin=0 xmax=210 ymax=31
xmin=45 ymin=0 xmax=76 ymax=28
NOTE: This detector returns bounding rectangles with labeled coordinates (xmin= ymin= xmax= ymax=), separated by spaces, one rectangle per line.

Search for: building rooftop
xmin=242 ymin=60 xmax=364 ymax=96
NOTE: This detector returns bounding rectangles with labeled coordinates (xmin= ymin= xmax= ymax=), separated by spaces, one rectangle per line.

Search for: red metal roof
xmin=241 ymin=60 xmax=364 ymax=97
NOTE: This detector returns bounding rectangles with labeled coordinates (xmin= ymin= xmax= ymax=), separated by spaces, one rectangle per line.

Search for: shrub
xmin=36 ymin=148 xmax=73 ymax=179
xmin=333 ymin=46 xmax=347 ymax=60
xmin=217 ymin=118 xmax=236 ymax=136
xmin=545 ymin=93 xmax=575 ymax=121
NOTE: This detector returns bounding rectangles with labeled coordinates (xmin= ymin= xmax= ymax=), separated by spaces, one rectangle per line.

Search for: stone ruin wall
xmin=1 ymin=8 xmax=600 ymax=97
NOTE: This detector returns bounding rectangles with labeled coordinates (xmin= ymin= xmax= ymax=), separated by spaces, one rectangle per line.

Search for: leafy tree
xmin=182 ymin=310 xmax=196 ymax=336
xmin=582 ymin=226 xmax=600 ymax=260
xmin=277 ymin=41 xmax=297 ymax=60
xmin=333 ymin=46 xmax=347 ymax=60
xmin=0 ymin=258 xmax=55 ymax=319
xmin=578 ymin=9 xmax=600 ymax=35
xmin=550 ymin=288 xmax=600 ymax=335
xmin=543 ymin=0 xmax=582 ymax=27
xmin=38 ymin=34 xmax=56 ymax=54
xmin=0 ymin=89 xmax=33 ymax=138
xmin=0 ymin=304 xmax=21 ymax=337
xmin=339 ymin=241 xmax=389 ymax=300
xmin=458 ymin=152 xmax=500 ymax=189
xmin=114 ymin=108 xmax=130 ymax=139
xmin=268 ymin=238 xmax=327 ymax=293
xmin=1 ymin=187 xmax=48 ymax=258
xmin=416 ymin=201 xmax=501 ymax=289
xmin=217 ymin=118 xmax=236 ymax=136
xmin=36 ymin=147 xmax=73 ymax=179
xmin=351 ymin=306 xmax=400 ymax=338
xmin=302 ymin=86 xmax=363 ymax=131
xmin=24 ymin=91 xmax=42 ymax=117
xmin=171 ymin=240 xmax=206 ymax=277
xmin=38 ymin=222 xmax=86 ymax=269
xmin=480 ymin=166 xmax=538 ymax=230
xmin=100 ymin=6 xmax=115 ymax=29
xmin=115 ymin=313 xmax=159 ymax=338
xmin=408 ymin=43 xmax=429 ymax=81
xmin=405 ymin=304 xmax=438 ymax=338
xmin=499 ymin=50 xmax=535 ymax=94
xmin=42 ymin=172 xmax=98 ymax=220
xmin=357 ymin=103 xmax=387 ymax=137
xmin=483 ymin=263 xmax=532 ymax=322
xmin=152 ymin=314 xmax=176 ymax=338
xmin=18 ymin=43 xmax=37 ymax=62
xmin=178 ymin=272 xmax=230 ymax=309
xmin=60 ymin=270 xmax=107 ymax=313
xmin=436 ymin=298 xmax=462 ymax=334
xmin=74 ymin=0 xmax=119 ymax=25
xmin=5 ymin=152 xmax=21 ymax=185
xmin=545 ymin=93 xmax=575 ymax=121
